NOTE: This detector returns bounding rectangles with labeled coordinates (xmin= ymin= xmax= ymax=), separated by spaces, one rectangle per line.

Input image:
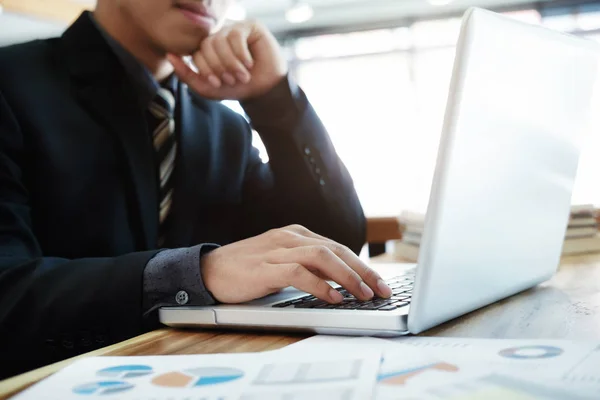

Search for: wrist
xmin=244 ymin=73 xmax=287 ymax=101
xmin=241 ymin=75 xmax=303 ymax=125
xmin=200 ymin=248 xmax=223 ymax=303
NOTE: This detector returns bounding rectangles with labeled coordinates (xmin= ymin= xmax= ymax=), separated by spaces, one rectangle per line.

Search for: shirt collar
xmin=90 ymin=14 xmax=177 ymax=106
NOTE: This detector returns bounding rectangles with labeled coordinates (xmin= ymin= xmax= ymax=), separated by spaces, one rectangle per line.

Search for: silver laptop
xmin=160 ymin=8 xmax=600 ymax=336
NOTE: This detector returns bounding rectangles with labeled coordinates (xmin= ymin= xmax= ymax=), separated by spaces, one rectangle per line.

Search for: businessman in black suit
xmin=0 ymin=0 xmax=392 ymax=378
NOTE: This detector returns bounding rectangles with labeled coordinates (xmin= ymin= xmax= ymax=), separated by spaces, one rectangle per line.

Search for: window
xmin=541 ymin=3 xmax=600 ymax=205
xmin=411 ymin=18 xmax=462 ymax=48
xmin=295 ymin=28 xmax=410 ymax=60
xmin=576 ymin=10 xmax=600 ymax=31
xmin=504 ymin=9 xmax=542 ymax=24
xmin=542 ymin=3 xmax=600 ymax=33
xmin=291 ymin=20 xmax=462 ymax=215
xmin=294 ymin=24 xmax=462 ymax=216
xmin=542 ymin=9 xmax=578 ymax=32
xmin=297 ymin=52 xmax=418 ymax=215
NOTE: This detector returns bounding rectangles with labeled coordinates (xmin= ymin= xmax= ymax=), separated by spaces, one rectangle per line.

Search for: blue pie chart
xmin=72 ymin=381 xmax=134 ymax=395
xmin=97 ymin=365 xmax=153 ymax=379
xmin=499 ymin=345 xmax=564 ymax=359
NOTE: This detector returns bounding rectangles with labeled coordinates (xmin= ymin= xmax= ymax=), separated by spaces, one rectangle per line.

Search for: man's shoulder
xmin=0 ymin=38 xmax=60 ymax=79
xmin=0 ymin=38 xmax=58 ymax=63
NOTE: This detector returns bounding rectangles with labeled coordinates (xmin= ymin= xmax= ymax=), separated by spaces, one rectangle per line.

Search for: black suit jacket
xmin=0 ymin=13 xmax=365 ymax=378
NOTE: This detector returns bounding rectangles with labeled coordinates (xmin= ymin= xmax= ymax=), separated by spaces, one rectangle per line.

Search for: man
xmin=0 ymin=0 xmax=392 ymax=378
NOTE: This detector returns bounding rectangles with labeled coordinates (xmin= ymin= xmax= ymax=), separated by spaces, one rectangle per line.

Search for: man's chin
xmin=163 ymin=38 xmax=207 ymax=57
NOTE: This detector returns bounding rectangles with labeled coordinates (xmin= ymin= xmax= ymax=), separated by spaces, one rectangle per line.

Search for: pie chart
xmin=152 ymin=367 xmax=244 ymax=388
xmin=97 ymin=365 xmax=153 ymax=379
xmin=499 ymin=346 xmax=564 ymax=359
xmin=72 ymin=381 xmax=134 ymax=395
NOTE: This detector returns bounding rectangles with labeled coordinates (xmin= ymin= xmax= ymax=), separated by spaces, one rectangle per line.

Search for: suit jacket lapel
xmin=168 ymin=84 xmax=212 ymax=248
xmin=60 ymin=13 xmax=158 ymax=251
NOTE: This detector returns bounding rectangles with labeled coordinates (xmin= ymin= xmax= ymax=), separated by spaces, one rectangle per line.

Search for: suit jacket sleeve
xmin=0 ymin=90 xmax=159 ymax=377
xmin=239 ymin=76 xmax=366 ymax=254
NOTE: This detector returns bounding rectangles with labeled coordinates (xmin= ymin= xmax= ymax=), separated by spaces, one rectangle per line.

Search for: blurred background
xmin=2 ymin=0 xmax=600 ymax=218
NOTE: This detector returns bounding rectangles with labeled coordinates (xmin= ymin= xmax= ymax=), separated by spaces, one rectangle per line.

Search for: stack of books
xmin=393 ymin=205 xmax=600 ymax=261
xmin=562 ymin=205 xmax=600 ymax=256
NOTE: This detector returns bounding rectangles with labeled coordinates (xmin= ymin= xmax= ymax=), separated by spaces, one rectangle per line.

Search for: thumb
xmin=167 ymin=54 xmax=220 ymax=99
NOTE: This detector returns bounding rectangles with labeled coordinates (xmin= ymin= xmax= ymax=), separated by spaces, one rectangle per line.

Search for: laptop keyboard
xmin=272 ymin=274 xmax=414 ymax=311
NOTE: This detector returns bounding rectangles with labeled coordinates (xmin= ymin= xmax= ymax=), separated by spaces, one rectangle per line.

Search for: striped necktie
xmin=148 ymin=88 xmax=176 ymax=246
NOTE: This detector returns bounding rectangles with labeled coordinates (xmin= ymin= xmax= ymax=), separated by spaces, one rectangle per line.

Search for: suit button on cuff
xmin=176 ymin=290 xmax=189 ymax=305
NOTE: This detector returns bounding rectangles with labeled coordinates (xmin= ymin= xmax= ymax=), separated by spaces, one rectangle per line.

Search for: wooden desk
xmin=2 ymin=254 xmax=599 ymax=399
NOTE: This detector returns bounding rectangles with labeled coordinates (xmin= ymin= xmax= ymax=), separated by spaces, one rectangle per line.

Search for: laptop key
xmin=359 ymin=299 xmax=390 ymax=309
xmin=272 ymin=296 xmax=310 ymax=308
xmin=378 ymin=305 xmax=399 ymax=311
xmin=272 ymin=301 xmax=293 ymax=308
xmin=358 ymin=303 xmax=381 ymax=309
xmin=315 ymin=303 xmax=336 ymax=309
xmin=362 ymin=303 xmax=390 ymax=310
xmin=295 ymin=300 xmax=326 ymax=309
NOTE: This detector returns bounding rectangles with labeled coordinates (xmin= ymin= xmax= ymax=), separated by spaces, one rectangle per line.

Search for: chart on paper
xmin=12 ymin=351 xmax=381 ymax=400
xmin=254 ymin=359 xmax=362 ymax=385
xmin=152 ymin=367 xmax=245 ymax=388
xmin=241 ymin=387 xmax=356 ymax=400
xmin=427 ymin=374 xmax=593 ymax=400
xmin=562 ymin=344 xmax=600 ymax=394
xmin=391 ymin=337 xmax=600 ymax=378
xmin=241 ymin=358 xmax=378 ymax=400
xmin=283 ymin=336 xmax=600 ymax=399
xmin=399 ymin=338 xmax=472 ymax=350
xmin=96 ymin=365 xmax=154 ymax=379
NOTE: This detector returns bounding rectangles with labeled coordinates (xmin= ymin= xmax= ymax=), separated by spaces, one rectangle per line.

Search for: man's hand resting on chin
xmin=201 ymin=225 xmax=393 ymax=304
xmin=168 ymin=20 xmax=287 ymax=101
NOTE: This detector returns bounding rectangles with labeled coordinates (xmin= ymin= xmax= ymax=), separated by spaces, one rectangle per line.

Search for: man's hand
xmin=201 ymin=225 xmax=393 ymax=304
xmin=168 ymin=21 xmax=287 ymax=101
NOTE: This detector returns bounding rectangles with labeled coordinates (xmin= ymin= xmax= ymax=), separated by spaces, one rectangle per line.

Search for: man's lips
xmin=175 ymin=2 xmax=217 ymax=22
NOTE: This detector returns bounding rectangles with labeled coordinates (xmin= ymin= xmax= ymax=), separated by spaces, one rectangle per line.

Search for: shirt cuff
xmin=142 ymin=244 xmax=220 ymax=314
xmin=240 ymin=74 xmax=306 ymax=129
